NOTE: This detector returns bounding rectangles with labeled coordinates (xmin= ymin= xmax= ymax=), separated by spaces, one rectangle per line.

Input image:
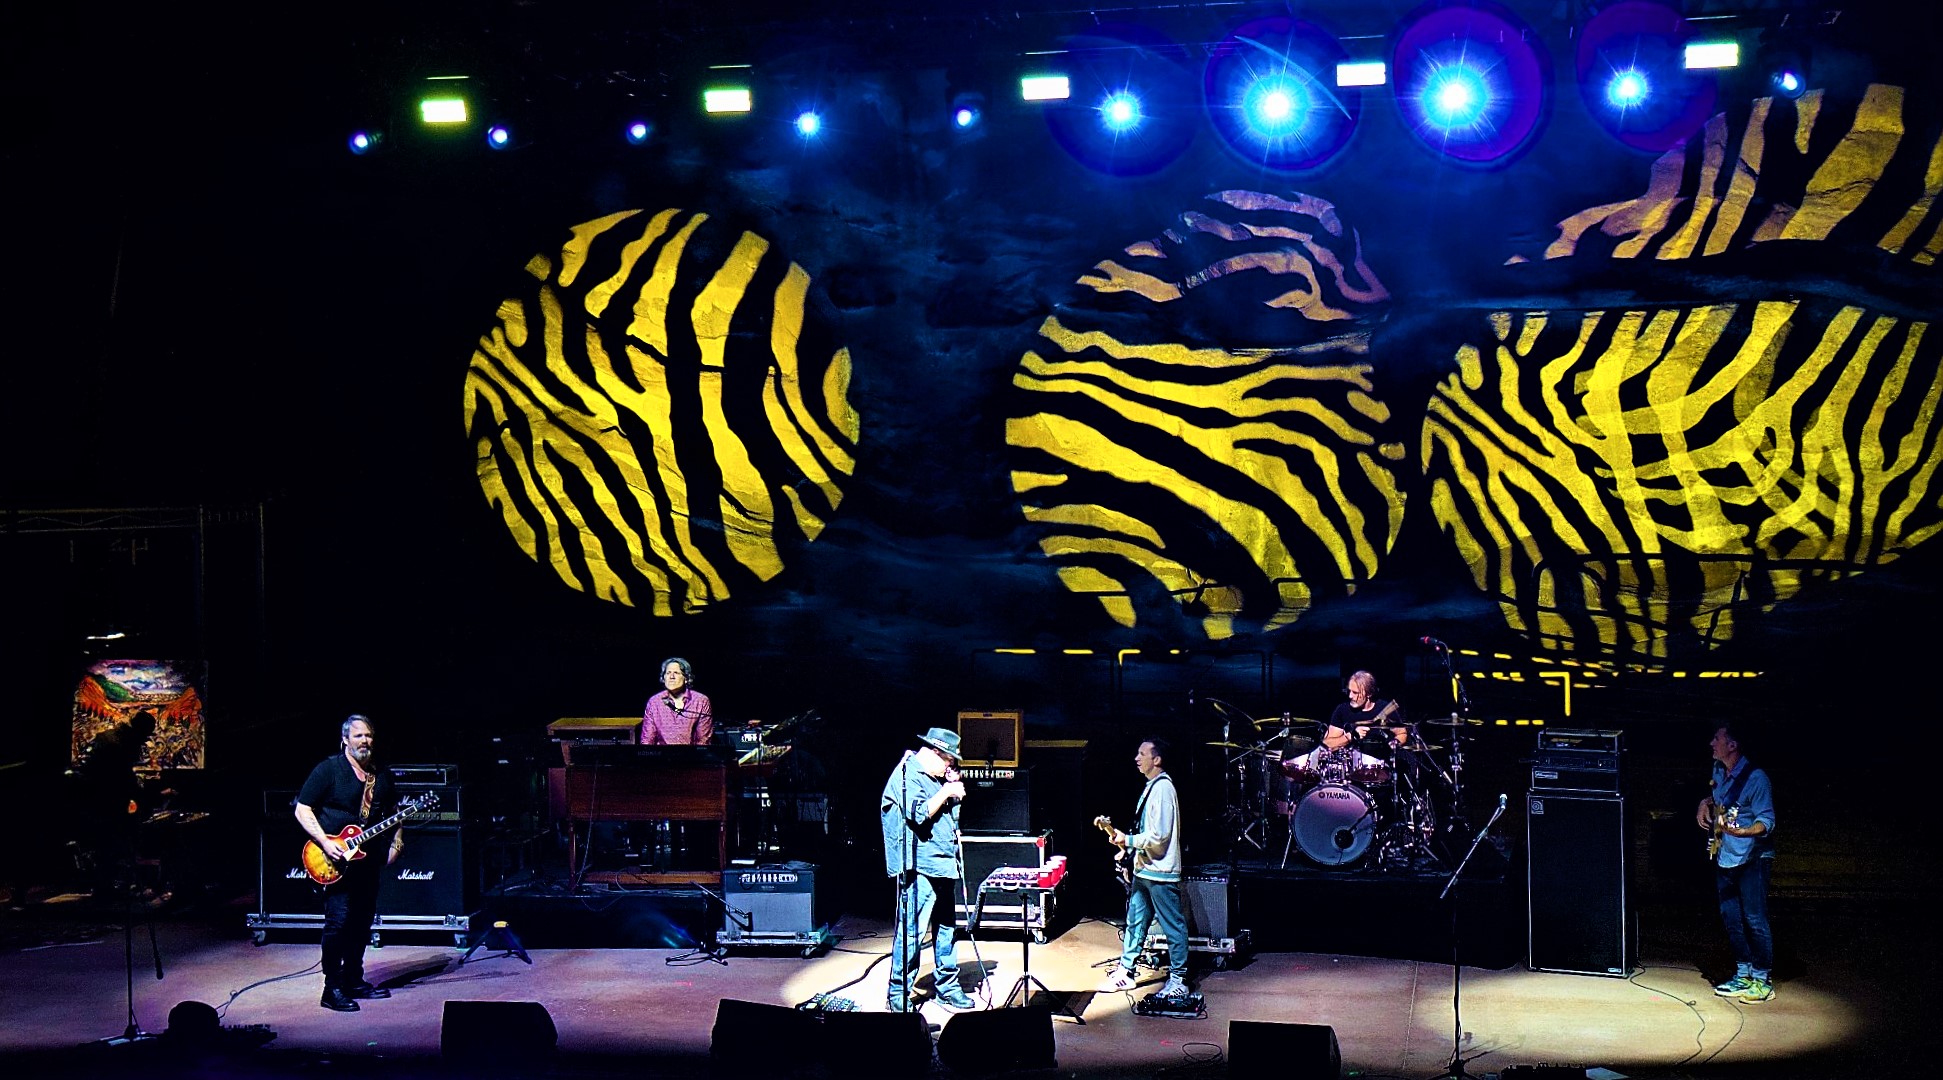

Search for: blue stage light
xmin=347 ymin=130 xmax=380 ymax=155
xmin=625 ymin=120 xmax=652 ymax=145
xmin=1606 ymin=69 xmax=1649 ymax=108
xmin=954 ymin=106 xmax=978 ymax=128
xmin=485 ymin=124 xmax=512 ymax=149
xmin=795 ymin=111 xmax=821 ymax=137
xmin=1772 ymin=69 xmax=1803 ymax=98
xmin=1392 ymin=2 xmax=1547 ymax=164
xmin=1422 ymin=65 xmax=1489 ymax=128
xmin=1242 ymin=76 xmax=1311 ymax=139
xmin=1099 ymin=92 xmax=1142 ymax=132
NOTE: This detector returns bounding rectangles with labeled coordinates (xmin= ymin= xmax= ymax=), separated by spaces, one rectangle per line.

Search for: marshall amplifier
xmin=719 ymin=861 xmax=833 ymax=952
xmin=251 ymin=789 xmax=471 ymax=941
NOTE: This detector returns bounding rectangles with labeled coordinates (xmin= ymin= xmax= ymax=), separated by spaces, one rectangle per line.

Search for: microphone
xmin=1498 ymin=793 xmax=1508 ymax=810
xmin=1421 ymin=636 xmax=1450 ymax=651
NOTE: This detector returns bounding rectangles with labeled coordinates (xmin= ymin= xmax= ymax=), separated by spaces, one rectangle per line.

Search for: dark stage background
xmin=3 ymin=1 xmax=1940 ymax=911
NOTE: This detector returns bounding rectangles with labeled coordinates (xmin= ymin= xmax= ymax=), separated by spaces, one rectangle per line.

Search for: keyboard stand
xmin=985 ymin=883 xmax=1083 ymax=1023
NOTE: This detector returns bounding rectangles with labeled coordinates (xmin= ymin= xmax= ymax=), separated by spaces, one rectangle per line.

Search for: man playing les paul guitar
xmin=1094 ymin=738 xmax=1191 ymax=1006
xmin=295 ymin=714 xmax=405 ymax=1013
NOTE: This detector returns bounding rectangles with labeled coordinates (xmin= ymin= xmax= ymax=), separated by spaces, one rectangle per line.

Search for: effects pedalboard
xmin=795 ymin=992 xmax=856 ymax=1013
xmin=1132 ymin=989 xmax=1207 ymax=1019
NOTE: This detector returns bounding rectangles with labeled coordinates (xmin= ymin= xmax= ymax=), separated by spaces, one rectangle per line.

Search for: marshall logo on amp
xmin=397 ymin=869 xmax=437 ymax=881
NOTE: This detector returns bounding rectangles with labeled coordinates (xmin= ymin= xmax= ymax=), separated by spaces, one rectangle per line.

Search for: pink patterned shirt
xmin=641 ymin=689 xmax=713 ymax=745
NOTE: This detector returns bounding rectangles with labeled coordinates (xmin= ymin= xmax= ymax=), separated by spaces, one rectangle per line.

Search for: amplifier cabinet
xmin=1530 ymin=766 xmax=1622 ymax=794
xmin=719 ymin=861 xmax=834 ymax=953
xmin=1528 ymin=793 xmax=1632 ymax=977
xmin=960 ymin=766 xmax=1033 ymax=834
xmin=256 ymin=790 xmax=472 ymax=934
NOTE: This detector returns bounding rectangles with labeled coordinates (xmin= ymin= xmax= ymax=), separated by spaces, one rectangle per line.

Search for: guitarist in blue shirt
xmin=1097 ymin=738 xmax=1191 ymax=1005
xmin=295 ymin=715 xmax=403 ymax=1012
xmin=1695 ymin=721 xmax=1776 ymax=1003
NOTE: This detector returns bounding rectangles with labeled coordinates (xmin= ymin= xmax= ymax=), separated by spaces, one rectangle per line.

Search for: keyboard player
xmin=642 ymin=657 xmax=714 ymax=745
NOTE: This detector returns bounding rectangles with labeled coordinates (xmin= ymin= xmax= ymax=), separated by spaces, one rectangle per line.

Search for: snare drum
xmin=1352 ymin=763 xmax=1393 ymax=788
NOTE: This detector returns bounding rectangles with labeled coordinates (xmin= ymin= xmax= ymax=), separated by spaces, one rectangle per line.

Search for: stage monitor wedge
xmin=957 ymin=709 xmax=1023 ymax=766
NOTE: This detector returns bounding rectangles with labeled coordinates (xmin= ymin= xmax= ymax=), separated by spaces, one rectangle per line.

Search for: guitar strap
xmin=1716 ymin=760 xmax=1753 ymax=810
xmin=1133 ymin=773 xmax=1173 ymax=833
xmin=359 ymin=773 xmax=375 ymax=824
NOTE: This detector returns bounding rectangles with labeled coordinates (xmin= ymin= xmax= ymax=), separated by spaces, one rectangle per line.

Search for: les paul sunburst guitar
xmin=1707 ymin=804 xmax=1740 ymax=864
xmin=1093 ymin=815 xmax=1133 ymax=895
xmin=301 ymin=792 xmax=439 ymax=886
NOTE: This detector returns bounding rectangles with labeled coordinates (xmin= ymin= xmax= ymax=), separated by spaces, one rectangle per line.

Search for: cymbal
xmin=1421 ymin=716 xmax=1469 ymax=726
xmin=1207 ymin=698 xmax=1256 ymax=723
xmin=1205 ymin=741 xmax=1258 ymax=751
xmin=1255 ymin=715 xmax=1318 ymax=728
xmin=1270 ymin=733 xmax=1316 ymax=753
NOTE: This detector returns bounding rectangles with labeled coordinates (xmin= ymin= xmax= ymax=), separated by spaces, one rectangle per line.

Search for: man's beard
xmin=350 ymin=746 xmax=373 ymax=762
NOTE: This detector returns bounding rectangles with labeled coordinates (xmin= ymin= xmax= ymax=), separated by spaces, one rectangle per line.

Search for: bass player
xmin=1096 ymin=738 xmax=1191 ymax=1006
xmin=295 ymin=714 xmax=404 ymax=1012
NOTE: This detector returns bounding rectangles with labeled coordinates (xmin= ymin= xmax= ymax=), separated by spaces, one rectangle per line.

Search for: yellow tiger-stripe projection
xmin=1011 ymin=191 xmax=1402 ymax=639
xmin=1524 ymin=85 xmax=1942 ymax=265
xmin=464 ymin=210 xmax=859 ymax=613
xmin=1425 ymin=305 xmax=1942 ymax=657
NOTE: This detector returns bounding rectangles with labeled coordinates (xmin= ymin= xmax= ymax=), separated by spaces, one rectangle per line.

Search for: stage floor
xmin=0 ymin=883 xmax=1925 ymax=1080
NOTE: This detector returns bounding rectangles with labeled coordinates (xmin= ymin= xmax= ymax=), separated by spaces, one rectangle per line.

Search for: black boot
xmin=346 ymin=981 xmax=390 ymax=999
xmin=320 ymin=987 xmax=360 ymax=1012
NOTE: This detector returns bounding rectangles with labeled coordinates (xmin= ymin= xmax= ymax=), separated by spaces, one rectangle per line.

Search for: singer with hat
xmin=641 ymin=657 xmax=713 ymax=745
xmin=879 ymin=725 xmax=976 ymax=1013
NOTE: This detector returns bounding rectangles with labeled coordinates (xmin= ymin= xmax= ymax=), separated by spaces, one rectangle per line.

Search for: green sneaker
xmin=1734 ymin=978 xmax=1774 ymax=1003
xmin=1713 ymin=976 xmax=1753 ymax=997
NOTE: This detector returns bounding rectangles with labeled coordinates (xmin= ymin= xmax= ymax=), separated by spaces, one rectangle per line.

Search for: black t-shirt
xmin=1329 ymin=697 xmax=1403 ymax=734
xmin=296 ymin=753 xmax=398 ymax=836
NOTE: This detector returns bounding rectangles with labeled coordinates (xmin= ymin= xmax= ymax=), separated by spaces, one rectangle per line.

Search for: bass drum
xmin=1291 ymin=783 xmax=1380 ymax=867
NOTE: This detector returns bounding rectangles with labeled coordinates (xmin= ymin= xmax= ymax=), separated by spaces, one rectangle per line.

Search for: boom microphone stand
xmin=1430 ymin=792 xmax=1508 ymax=1080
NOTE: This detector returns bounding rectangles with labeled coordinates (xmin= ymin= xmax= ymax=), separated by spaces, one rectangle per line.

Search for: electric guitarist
xmin=1094 ymin=738 xmax=1192 ymax=1005
xmin=295 ymin=714 xmax=404 ymax=1012
xmin=1695 ymin=722 xmax=1776 ymax=1003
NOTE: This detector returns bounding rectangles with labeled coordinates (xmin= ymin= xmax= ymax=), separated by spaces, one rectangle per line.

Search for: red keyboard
xmin=983 ymin=855 xmax=1067 ymax=889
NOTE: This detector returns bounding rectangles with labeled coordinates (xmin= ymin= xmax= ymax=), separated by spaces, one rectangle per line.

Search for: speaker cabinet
xmin=1229 ymin=1020 xmax=1340 ymax=1079
xmin=711 ymin=999 xmax=821 ymax=1071
xmin=441 ymin=1000 xmax=555 ymax=1064
xmin=712 ymin=1000 xmax=929 ymax=1076
xmin=818 ymin=1010 xmax=934 ymax=1076
xmin=720 ymin=861 xmax=827 ymax=941
xmin=1527 ymin=792 xmax=1632 ymax=976
xmin=1181 ymin=864 xmax=1233 ymax=939
xmin=258 ymin=813 xmax=469 ymax=918
xmin=959 ymin=766 xmax=1033 ymax=834
xmin=937 ymin=1007 xmax=1056 ymax=1074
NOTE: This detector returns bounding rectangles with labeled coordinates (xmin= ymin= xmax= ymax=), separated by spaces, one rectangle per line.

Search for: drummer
xmin=1337 ymin=670 xmax=1408 ymax=751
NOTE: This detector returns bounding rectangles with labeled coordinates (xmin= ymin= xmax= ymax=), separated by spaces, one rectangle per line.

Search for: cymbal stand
xmin=1228 ymin=747 xmax=1266 ymax=853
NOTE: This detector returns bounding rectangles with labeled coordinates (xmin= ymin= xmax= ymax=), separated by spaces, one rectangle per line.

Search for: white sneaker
xmin=1158 ymin=977 xmax=1191 ymax=1002
xmin=1097 ymin=967 xmax=1139 ymax=993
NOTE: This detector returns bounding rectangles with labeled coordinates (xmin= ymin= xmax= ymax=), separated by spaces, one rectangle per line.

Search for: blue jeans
xmin=1120 ymin=876 xmax=1188 ymax=981
xmin=889 ymin=873 xmax=961 ymax=1004
xmin=1715 ymin=855 xmax=1773 ymax=981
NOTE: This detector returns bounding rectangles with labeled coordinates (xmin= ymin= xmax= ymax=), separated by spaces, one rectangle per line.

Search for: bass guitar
xmin=301 ymin=792 xmax=439 ymax=886
xmin=1093 ymin=815 xmax=1133 ymax=895
xmin=1706 ymin=803 xmax=1740 ymax=864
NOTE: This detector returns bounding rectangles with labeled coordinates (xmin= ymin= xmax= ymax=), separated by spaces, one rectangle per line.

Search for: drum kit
xmin=1206 ymin=700 xmax=1471 ymax=871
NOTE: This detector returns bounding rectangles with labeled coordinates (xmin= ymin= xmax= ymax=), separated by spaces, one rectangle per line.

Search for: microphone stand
xmin=1430 ymin=794 xmax=1507 ymax=1080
